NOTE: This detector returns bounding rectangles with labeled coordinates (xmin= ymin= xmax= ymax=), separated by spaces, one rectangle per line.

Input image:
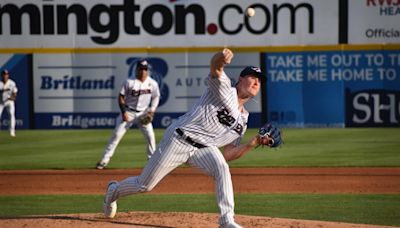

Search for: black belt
xmin=175 ymin=128 xmax=206 ymax=149
xmin=126 ymin=107 xmax=141 ymax=112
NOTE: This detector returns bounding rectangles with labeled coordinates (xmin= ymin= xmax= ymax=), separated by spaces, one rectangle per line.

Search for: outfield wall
xmin=0 ymin=0 xmax=399 ymax=129
xmin=265 ymin=46 xmax=400 ymax=128
xmin=32 ymin=52 xmax=262 ymax=129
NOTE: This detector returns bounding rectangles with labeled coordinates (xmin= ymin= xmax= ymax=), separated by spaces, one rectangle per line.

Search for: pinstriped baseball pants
xmin=110 ymin=124 xmax=236 ymax=225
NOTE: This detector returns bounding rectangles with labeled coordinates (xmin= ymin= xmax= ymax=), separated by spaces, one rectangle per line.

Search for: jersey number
xmin=217 ymin=107 xmax=243 ymax=135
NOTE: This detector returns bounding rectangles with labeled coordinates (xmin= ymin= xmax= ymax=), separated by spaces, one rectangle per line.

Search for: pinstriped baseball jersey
xmin=120 ymin=76 xmax=160 ymax=112
xmin=174 ymin=71 xmax=248 ymax=147
xmin=0 ymin=79 xmax=18 ymax=103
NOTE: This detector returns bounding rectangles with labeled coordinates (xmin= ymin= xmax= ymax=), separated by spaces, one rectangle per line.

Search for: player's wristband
xmin=119 ymin=104 xmax=127 ymax=113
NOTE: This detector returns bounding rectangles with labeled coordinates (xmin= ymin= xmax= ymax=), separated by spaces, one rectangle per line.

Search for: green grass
xmin=0 ymin=128 xmax=399 ymax=169
xmin=1 ymin=128 xmax=399 ymax=226
xmin=0 ymin=194 xmax=399 ymax=227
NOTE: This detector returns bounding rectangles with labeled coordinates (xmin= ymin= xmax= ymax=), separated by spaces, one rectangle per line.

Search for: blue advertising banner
xmin=0 ymin=54 xmax=31 ymax=130
xmin=265 ymin=50 xmax=400 ymax=127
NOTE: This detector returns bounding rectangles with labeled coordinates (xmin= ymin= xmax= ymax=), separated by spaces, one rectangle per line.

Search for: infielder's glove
xmin=140 ymin=112 xmax=154 ymax=125
xmin=258 ymin=123 xmax=282 ymax=148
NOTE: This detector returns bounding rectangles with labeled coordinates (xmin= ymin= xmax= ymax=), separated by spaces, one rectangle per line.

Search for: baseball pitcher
xmin=96 ymin=60 xmax=160 ymax=169
xmin=102 ymin=49 xmax=281 ymax=227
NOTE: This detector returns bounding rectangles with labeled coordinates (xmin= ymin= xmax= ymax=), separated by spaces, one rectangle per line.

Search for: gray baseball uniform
xmin=98 ymin=75 xmax=160 ymax=166
xmin=0 ymin=77 xmax=18 ymax=137
xmin=109 ymin=70 xmax=248 ymax=226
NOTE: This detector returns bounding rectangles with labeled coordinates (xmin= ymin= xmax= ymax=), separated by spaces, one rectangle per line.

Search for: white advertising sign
xmin=349 ymin=0 xmax=400 ymax=44
xmin=33 ymin=52 xmax=261 ymax=113
xmin=1 ymin=0 xmax=338 ymax=48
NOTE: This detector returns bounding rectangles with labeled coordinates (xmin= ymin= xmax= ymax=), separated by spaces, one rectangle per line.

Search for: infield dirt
xmin=1 ymin=167 xmax=399 ymax=227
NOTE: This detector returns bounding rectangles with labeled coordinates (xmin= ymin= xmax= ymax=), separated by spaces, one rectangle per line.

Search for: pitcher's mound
xmin=0 ymin=211 xmax=394 ymax=228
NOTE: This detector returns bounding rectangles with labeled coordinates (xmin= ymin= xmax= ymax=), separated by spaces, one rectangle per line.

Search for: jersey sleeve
xmin=207 ymin=71 xmax=232 ymax=101
xmin=231 ymin=137 xmax=242 ymax=147
xmin=12 ymin=81 xmax=18 ymax=93
xmin=119 ymin=80 xmax=128 ymax=96
xmin=149 ymin=80 xmax=161 ymax=112
xmin=151 ymin=80 xmax=161 ymax=98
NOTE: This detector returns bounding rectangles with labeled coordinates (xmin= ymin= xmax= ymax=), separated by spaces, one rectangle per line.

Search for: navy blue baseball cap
xmin=2 ymin=69 xmax=9 ymax=75
xmin=240 ymin=66 xmax=264 ymax=79
xmin=136 ymin=59 xmax=149 ymax=70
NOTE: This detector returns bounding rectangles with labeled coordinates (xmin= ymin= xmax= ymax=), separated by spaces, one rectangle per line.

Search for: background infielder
xmin=0 ymin=69 xmax=18 ymax=137
xmin=103 ymin=49 xmax=268 ymax=228
xmin=96 ymin=60 xmax=160 ymax=169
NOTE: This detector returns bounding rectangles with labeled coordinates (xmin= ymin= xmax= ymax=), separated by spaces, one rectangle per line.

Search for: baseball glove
xmin=258 ymin=123 xmax=282 ymax=148
xmin=140 ymin=112 xmax=154 ymax=125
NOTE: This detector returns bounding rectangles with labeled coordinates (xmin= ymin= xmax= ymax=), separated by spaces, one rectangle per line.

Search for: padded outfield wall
xmin=0 ymin=0 xmax=398 ymax=129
